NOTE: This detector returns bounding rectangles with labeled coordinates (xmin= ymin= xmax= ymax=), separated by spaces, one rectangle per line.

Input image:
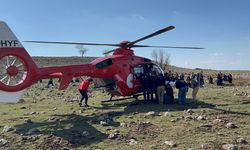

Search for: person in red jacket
xmin=79 ymin=78 xmax=93 ymax=107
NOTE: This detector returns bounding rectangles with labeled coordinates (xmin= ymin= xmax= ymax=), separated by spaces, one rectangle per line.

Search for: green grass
xmin=1 ymin=80 xmax=250 ymax=150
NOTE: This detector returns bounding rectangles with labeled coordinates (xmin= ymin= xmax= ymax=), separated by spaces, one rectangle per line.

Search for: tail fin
xmin=0 ymin=21 xmax=23 ymax=48
xmin=0 ymin=21 xmax=40 ymax=92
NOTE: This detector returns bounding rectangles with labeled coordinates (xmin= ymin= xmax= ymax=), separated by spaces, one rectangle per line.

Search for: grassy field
xmin=0 ymin=57 xmax=250 ymax=149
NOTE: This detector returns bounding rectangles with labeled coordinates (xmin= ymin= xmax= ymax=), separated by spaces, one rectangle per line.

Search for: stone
xmin=0 ymin=139 xmax=8 ymax=147
xmin=201 ymin=144 xmax=209 ymax=149
xmin=149 ymin=144 xmax=157 ymax=149
xmin=226 ymin=123 xmax=238 ymax=129
xmin=82 ymin=131 xmax=90 ymax=137
xmin=100 ymin=121 xmax=108 ymax=126
xmin=236 ymin=138 xmax=247 ymax=144
xmin=108 ymin=132 xmax=119 ymax=139
xmin=197 ymin=115 xmax=206 ymax=120
xmin=129 ymin=139 xmax=138 ymax=145
xmin=24 ymin=119 xmax=33 ymax=124
xmin=213 ymin=118 xmax=223 ymax=124
xmin=18 ymin=99 xmax=25 ymax=103
xmin=163 ymin=112 xmax=173 ymax=117
xmin=222 ymin=144 xmax=238 ymax=150
xmin=120 ymin=122 xmax=127 ymax=127
xmin=30 ymin=112 xmax=37 ymax=115
xmin=145 ymin=111 xmax=157 ymax=116
xmin=199 ymin=124 xmax=212 ymax=128
xmin=164 ymin=140 xmax=177 ymax=147
xmin=184 ymin=109 xmax=193 ymax=115
xmin=3 ymin=126 xmax=14 ymax=132
xmin=170 ymin=119 xmax=177 ymax=122
xmin=20 ymin=106 xmax=26 ymax=109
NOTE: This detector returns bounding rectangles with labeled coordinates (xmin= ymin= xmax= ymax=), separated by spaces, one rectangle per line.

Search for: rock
xmin=120 ymin=122 xmax=127 ymax=127
xmin=170 ymin=119 xmax=177 ymax=122
xmin=184 ymin=109 xmax=193 ymax=115
xmin=164 ymin=140 xmax=177 ymax=147
xmin=3 ymin=126 xmax=14 ymax=132
xmin=20 ymin=106 xmax=26 ymax=109
xmin=82 ymin=131 xmax=90 ymax=137
xmin=128 ymin=115 xmax=133 ymax=119
xmin=18 ymin=98 xmax=25 ymax=103
xmin=100 ymin=121 xmax=108 ymax=126
xmin=40 ymin=111 xmax=46 ymax=114
xmin=108 ymin=132 xmax=119 ymax=139
xmin=201 ymin=144 xmax=209 ymax=149
xmin=0 ymin=139 xmax=8 ymax=147
xmin=197 ymin=115 xmax=206 ymax=120
xmin=163 ymin=112 xmax=173 ymax=117
xmin=236 ymin=138 xmax=247 ymax=144
xmin=226 ymin=123 xmax=238 ymax=129
xmin=213 ymin=118 xmax=223 ymax=124
xmin=149 ymin=144 xmax=157 ymax=149
xmin=199 ymin=124 xmax=212 ymax=128
xmin=222 ymin=144 xmax=238 ymax=150
xmin=145 ymin=111 xmax=157 ymax=116
xmin=24 ymin=119 xmax=33 ymax=124
xmin=52 ymin=107 xmax=57 ymax=111
xmin=0 ymin=112 xmax=8 ymax=115
xmin=129 ymin=139 xmax=138 ymax=145
xmin=30 ymin=112 xmax=37 ymax=115
xmin=26 ymin=128 xmax=40 ymax=135
xmin=113 ymin=129 xmax=120 ymax=134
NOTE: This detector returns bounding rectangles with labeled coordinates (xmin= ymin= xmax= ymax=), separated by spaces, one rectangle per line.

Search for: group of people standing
xmin=207 ymin=72 xmax=233 ymax=85
xmin=139 ymin=71 xmax=203 ymax=105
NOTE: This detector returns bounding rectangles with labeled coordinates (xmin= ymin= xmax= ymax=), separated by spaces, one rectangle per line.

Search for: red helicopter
xmin=0 ymin=21 xmax=202 ymax=98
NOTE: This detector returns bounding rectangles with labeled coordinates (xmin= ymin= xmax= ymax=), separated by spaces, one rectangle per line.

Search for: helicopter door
xmin=148 ymin=64 xmax=164 ymax=76
xmin=131 ymin=64 xmax=144 ymax=89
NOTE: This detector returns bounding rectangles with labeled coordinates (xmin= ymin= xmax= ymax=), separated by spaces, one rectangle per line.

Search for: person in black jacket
xmin=175 ymin=75 xmax=187 ymax=105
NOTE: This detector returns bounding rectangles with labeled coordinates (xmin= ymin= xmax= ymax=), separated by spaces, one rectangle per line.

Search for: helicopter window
xmin=96 ymin=59 xmax=113 ymax=69
xmin=133 ymin=65 xmax=144 ymax=79
xmin=149 ymin=64 xmax=164 ymax=76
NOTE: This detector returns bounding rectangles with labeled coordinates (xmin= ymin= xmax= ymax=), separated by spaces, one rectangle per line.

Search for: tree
xmin=151 ymin=49 xmax=170 ymax=71
xmin=76 ymin=45 xmax=88 ymax=57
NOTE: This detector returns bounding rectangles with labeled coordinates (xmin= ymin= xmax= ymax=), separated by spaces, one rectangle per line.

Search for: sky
xmin=0 ymin=0 xmax=250 ymax=70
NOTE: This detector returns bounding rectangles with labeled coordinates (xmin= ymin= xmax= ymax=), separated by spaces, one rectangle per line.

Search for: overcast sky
xmin=1 ymin=0 xmax=250 ymax=70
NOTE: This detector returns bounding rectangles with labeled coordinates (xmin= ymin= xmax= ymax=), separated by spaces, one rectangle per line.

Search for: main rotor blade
xmin=131 ymin=44 xmax=204 ymax=49
xmin=128 ymin=26 xmax=175 ymax=47
xmin=103 ymin=49 xmax=115 ymax=55
xmin=24 ymin=41 xmax=122 ymax=47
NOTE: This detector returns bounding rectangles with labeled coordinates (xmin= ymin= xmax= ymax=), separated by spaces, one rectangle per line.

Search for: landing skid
xmin=101 ymin=93 xmax=143 ymax=103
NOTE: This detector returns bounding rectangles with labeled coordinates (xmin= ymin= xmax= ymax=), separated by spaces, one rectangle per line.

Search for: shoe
xmin=84 ymin=104 xmax=90 ymax=107
xmin=79 ymin=103 xmax=83 ymax=106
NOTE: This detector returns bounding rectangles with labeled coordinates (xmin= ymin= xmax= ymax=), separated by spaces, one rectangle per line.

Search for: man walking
xmin=79 ymin=78 xmax=93 ymax=107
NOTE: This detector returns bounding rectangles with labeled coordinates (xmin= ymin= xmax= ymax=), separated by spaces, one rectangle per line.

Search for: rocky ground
xmin=0 ymin=79 xmax=250 ymax=150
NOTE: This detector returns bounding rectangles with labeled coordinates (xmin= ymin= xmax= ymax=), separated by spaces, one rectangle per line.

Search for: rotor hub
xmin=7 ymin=65 xmax=18 ymax=76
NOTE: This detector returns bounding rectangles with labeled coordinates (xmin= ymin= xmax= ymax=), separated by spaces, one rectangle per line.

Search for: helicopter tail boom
xmin=0 ymin=21 xmax=93 ymax=92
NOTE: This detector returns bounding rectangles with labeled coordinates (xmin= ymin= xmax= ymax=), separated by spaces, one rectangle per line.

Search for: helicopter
xmin=0 ymin=21 xmax=203 ymax=99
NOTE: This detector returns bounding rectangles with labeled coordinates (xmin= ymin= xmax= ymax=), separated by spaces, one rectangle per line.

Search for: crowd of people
xmin=44 ymin=70 xmax=233 ymax=107
xmin=138 ymin=71 xmax=203 ymax=105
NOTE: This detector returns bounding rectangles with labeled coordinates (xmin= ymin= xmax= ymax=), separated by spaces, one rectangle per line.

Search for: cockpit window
xmin=96 ymin=59 xmax=113 ymax=69
xmin=133 ymin=64 xmax=144 ymax=79
xmin=150 ymin=64 xmax=164 ymax=76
